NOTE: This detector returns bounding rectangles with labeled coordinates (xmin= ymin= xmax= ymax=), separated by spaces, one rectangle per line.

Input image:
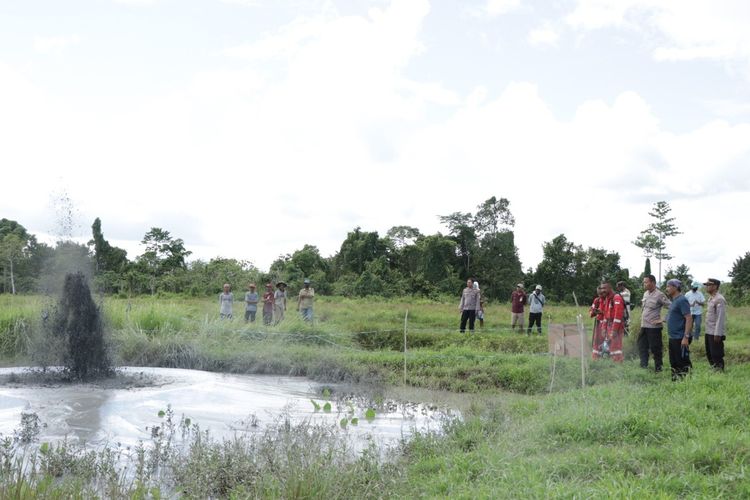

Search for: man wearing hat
xmin=510 ymin=283 xmax=527 ymax=333
xmin=244 ymin=283 xmax=259 ymax=322
xmin=665 ymin=279 xmax=693 ymax=380
xmin=274 ymin=282 xmax=288 ymax=324
xmin=527 ymin=285 xmax=545 ymax=336
xmin=703 ymin=278 xmax=727 ymax=371
xmin=297 ymin=278 xmax=315 ymax=322
xmin=684 ymin=281 xmax=706 ymax=341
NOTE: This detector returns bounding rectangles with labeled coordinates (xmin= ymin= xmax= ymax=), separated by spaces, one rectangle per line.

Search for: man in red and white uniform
xmin=590 ymin=286 xmax=607 ymax=359
xmin=600 ymin=282 xmax=626 ymax=362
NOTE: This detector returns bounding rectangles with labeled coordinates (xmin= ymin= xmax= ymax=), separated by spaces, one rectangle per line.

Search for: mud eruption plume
xmin=54 ymin=272 xmax=112 ymax=380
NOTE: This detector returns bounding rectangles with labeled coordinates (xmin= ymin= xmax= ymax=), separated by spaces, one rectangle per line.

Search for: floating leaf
xmin=157 ymin=410 xmax=165 ymax=418
xmin=323 ymin=402 xmax=332 ymax=412
xmin=339 ymin=418 xmax=348 ymax=428
xmin=365 ymin=408 xmax=376 ymax=421
xmin=322 ymin=388 xmax=331 ymax=398
xmin=350 ymin=418 xmax=358 ymax=425
xmin=311 ymin=399 xmax=321 ymax=411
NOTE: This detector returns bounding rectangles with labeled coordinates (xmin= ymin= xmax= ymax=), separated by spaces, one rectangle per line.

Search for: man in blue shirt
xmin=665 ymin=279 xmax=693 ymax=380
xmin=684 ymin=281 xmax=705 ymax=341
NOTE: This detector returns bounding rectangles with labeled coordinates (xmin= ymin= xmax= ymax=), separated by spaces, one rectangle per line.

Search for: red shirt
xmin=511 ymin=290 xmax=527 ymax=313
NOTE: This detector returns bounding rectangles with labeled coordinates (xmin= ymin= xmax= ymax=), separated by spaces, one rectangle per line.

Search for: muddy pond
xmin=0 ymin=367 xmax=456 ymax=450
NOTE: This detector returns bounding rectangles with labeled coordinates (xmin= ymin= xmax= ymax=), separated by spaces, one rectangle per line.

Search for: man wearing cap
xmin=616 ymin=281 xmax=632 ymax=335
xmin=459 ymin=278 xmax=481 ymax=333
xmin=591 ymin=282 xmax=626 ymax=362
xmin=510 ymin=283 xmax=527 ymax=333
xmin=244 ymin=283 xmax=259 ymax=322
xmin=639 ymin=274 xmax=671 ymax=372
xmin=665 ymin=279 xmax=693 ymax=380
xmin=219 ymin=283 xmax=234 ymax=319
xmin=703 ymin=278 xmax=727 ymax=371
xmin=684 ymin=281 xmax=706 ymax=341
xmin=262 ymin=283 xmax=275 ymax=325
xmin=274 ymin=282 xmax=288 ymax=324
xmin=297 ymin=279 xmax=315 ymax=322
xmin=527 ymin=285 xmax=545 ymax=336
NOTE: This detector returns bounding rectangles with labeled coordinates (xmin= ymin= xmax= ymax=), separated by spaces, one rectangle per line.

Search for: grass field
xmin=0 ymin=293 xmax=748 ymax=498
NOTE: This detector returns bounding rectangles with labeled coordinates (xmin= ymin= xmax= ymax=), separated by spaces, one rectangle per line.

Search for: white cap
xmin=535 ymin=285 xmax=542 ymax=291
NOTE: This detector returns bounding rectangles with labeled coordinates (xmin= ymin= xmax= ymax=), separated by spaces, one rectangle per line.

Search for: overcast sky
xmin=2 ymin=0 xmax=749 ymax=283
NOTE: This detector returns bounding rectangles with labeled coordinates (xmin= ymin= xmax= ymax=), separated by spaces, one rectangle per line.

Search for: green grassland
xmin=0 ymin=293 xmax=748 ymax=498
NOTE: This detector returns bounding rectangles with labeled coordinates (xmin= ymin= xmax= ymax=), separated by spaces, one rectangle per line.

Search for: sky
xmin=2 ymin=0 xmax=750 ymax=283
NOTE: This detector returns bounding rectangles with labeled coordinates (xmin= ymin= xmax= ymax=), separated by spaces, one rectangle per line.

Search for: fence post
xmin=403 ymin=309 xmax=409 ymax=386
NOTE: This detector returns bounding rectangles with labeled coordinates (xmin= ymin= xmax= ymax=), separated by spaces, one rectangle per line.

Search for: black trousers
xmin=638 ymin=327 xmax=664 ymax=371
xmin=460 ymin=310 xmax=476 ymax=333
xmin=705 ymin=334 xmax=725 ymax=370
xmin=668 ymin=338 xmax=692 ymax=379
xmin=527 ymin=312 xmax=542 ymax=335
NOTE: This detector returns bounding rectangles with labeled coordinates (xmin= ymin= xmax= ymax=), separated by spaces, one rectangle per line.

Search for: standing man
xmin=616 ymin=281 xmax=632 ymax=335
xmin=665 ymin=279 xmax=693 ymax=380
xmin=590 ymin=286 xmax=606 ymax=357
xmin=244 ymin=283 xmax=259 ymax=322
xmin=459 ymin=278 xmax=481 ymax=333
xmin=703 ymin=278 xmax=727 ymax=371
xmin=274 ymin=282 xmax=287 ymax=324
xmin=510 ymin=283 xmax=527 ymax=333
xmin=591 ymin=282 xmax=625 ymax=362
xmin=262 ymin=283 xmax=275 ymax=325
xmin=219 ymin=283 xmax=234 ymax=319
xmin=685 ymin=281 xmax=706 ymax=341
xmin=474 ymin=282 xmax=486 ymax=328
xmin=639 ymin=274 xmax=671 ymax=372
xmin=527 ymin=285 xmax=545 ymax=336
xmin=297 ymin=278 xmax=315 ymax=322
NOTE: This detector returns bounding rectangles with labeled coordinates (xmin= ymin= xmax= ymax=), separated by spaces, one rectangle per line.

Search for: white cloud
xmin=486 ymin=0 xmax=521 ymax=17
xmin=33 ymin=35 xmax=81 ymax=55
xmin=2 ymin=0 xmax=749 ymax=283
xmin=566 ymin=1 xmax=750 ymax=73
xmin=527 ymin=22 xmax=560 ymax=47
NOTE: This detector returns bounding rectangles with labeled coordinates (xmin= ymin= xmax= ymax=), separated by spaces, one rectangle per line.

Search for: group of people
xmin=218 ymin=279 xmax=316 ymax=325
xmin=458 ymin=280 xmax=546 ymax=335
xmin=457 ymin=274 xmax=728 ymax=379
xmin=592 ymin=275 xmax=727 ymax=379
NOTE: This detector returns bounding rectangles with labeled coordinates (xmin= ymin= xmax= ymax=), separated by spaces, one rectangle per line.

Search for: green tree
xmin=633 ymin=201 xmax=681 ymax=284
xmin=88 ymin=218 xmax=129 ymax=293
xmin=0 ymin=233 xmax=25 ymax=294
xmin=333 ymin=228 xmax=390 ymax=277
xmin=533 ymin=234 xmax=626 ymax=303
xmin=438 ymin=212 xmax=476 ymax=277
xmin=474 ymin=196 xmax=515 ymax=237
xmin=729 ymin=252 xmax=750 ymax=302
xmin=0 ymin=219 xmax=50 ymax=294
xmin=386 ymin=226 xmax=422 ymax=249
xmin=663 ymin=264 xmax=692 ymax=289
xmin=472 ymin=231 xmax=523 ymax=301
xmin=137 ymin=228 xmax=192 ymax=294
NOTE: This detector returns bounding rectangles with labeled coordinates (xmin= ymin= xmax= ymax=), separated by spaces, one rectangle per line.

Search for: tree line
xmin=2 ymin=198 xmax=749 ymax=304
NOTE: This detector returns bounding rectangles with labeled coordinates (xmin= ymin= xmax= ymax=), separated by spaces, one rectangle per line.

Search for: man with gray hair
xmin=665 ymin=279 xmax=693 ymax=380
xmin=703 ymin=278 xmax=727 ymax=371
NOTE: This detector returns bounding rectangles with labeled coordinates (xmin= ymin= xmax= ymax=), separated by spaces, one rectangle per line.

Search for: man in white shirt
xmin=684 ymin=281 xmax=706 ymax=341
